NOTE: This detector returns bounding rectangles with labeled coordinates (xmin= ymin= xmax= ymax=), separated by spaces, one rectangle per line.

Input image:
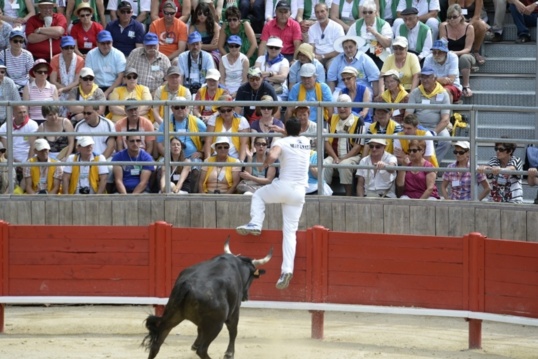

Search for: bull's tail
xmin=142 ymin=315 xmax=163 ymax=350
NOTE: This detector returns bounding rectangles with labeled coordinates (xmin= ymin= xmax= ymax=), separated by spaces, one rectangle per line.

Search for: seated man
xmin=235 ymin=67 xmax=278 ymax=123
xmin=148 ymin=0 xmax=188 ymax=63
xmin=393 ymin=0 xmax=440 ymax=40
xmin=23 ymin=139 xmax=63 ymax=194
xmin=306 ymin=2 xmax=344 ymax=68
xmin=391 ymin=7 xmax=432 ymax=63
xmin=508 ymin=0 xmax=538 ymax=43
xmin=152 ymin=67 xmax=192 ymax=127
xmin=356 ymin=138 xmax=398 ymax=198
xmin=423 ymin=39 xmax=462 ymax=102
xmin=286 ymin=63 xmax=333 ymax=123
xmin=115 ymin=102 xmax=155 ymax=154
xmin=177 ymin=31 xmax=216 ymax=94
xmin=406 ymin=67 xmax=451 ymax=162
xmin=363 ymin=107 xmax=403 ymax=156
xmin=62 ymin=136 xmax=109 ymax=195
xmin=323 ymin=94 xmax=366 ymax=196
xmin=393 ymin=113 xmax=438 ymax=167
xmin=112 ymin=134 xmax=154 ymax=194
xmin=74 ymin=105 xmax=117 ymax=159
xmin=259 ymin=1 xmax=302 ymax=61
xmin=105 ymin=0 xmax=145 ymax=57
xmin=25 ymin=0 xmax=68 ymax=62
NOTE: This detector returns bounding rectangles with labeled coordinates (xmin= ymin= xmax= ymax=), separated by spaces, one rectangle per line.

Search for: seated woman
xmin=204 ymin=94 xmax=249 ymax=162
xmin=193 ymin=68 xmax=228 ymax=123
xmin=67 ymin=67 xmax=106 ymax=125
xmin=339 ymin=66 xmax=372 ymax=122
xmin=250 ymin=95 xmax=284 ymax=148
xmin=380 ymin=36 xmax=420 ymax=93
xmin=217 ymin=6 xmax=257 ymax=66
xmin=160 ymin=137 xmax=192 ymax=194
xmin=396 ymin=139 xmax=440 ymax=200
xmin=0 ymin=142 xmax=16 ymax=194
xmin=108 ymin=67 xmax=152 ymax=123
xmin=36 ymin=105 xmax=75 ymax=161
xmin=68 ymin=2 xmax=104 ymax=57
xmin=199 ymin=136 xmax=241 ymax=194
xmin=237 ymin=137 xmax=277 ymax=194
xmin=23 ymin=59 xmax=59 ymax=125
xmin=288 ymin=43 xmax=325 ymax=88
xmin=346 ymin=0 xmax=393 ymax=70
xmin=255 ymin=36 xmax=290 ymax=101
xmin=478 ymin=138 xmax=523 ymax=203
xmin=189 ymin=2 xmax=221 ymax=66
xmin=439 ymin=4 xmax=477 ymax=98
xmin=219 ymin=35 xmax=248 ymax=97
xmin=49 ymin=36 xmax=85 ymax=117
xmin=377 ymin=69 xmax=408 ymax=123
xmin=441 ymin=141 xmax=490 ymax=200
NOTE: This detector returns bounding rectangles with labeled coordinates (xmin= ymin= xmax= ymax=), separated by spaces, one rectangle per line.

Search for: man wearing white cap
xmin=286 ymin=63 xmax=332 ymax=123
xmin=23 ymin=138 xmax=63 ymax=194
xmin=356 ymin=138 xmax=398 ymax=198
xmin=62 ymin=136 xmax=109 ymax=194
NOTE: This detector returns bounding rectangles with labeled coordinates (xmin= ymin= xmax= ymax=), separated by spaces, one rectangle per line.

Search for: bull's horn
xmin=252 ymin=247 xmax=273 ymax=267
xmin=224 ymin=236 xmax=232 ymax=254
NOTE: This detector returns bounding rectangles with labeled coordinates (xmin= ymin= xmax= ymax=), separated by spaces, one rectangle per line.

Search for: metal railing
xmin=1 ymin=99 xmax=537 ymax=200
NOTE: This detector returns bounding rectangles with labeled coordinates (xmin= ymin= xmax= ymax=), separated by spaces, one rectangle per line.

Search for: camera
xmin=38 ymin=189 xmax=47 ymax=194
xmin=213 ymin=190 xmax=221 ymax=194
xmin=79 ymin=186 xmax=90 ymax=195
xmin=188 ymin=82 xmax=201 ymax=94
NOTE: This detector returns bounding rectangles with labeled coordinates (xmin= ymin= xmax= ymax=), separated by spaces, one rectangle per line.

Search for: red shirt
xmin=70 ymin=21 xmax=104 ymax=54
xmin=25 ymin=13 xmax=68 ymax=61
xmin=260 ymin=18 xmax=302 ymax=55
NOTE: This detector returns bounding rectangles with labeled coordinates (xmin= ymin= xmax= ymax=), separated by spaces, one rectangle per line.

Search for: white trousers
xmin=249 ymin=179 xmax=306 ymax=274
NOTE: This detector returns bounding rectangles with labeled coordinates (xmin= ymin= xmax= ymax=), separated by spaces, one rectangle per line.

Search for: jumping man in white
xmin=236 ymin=118 xmax=311 ymax=290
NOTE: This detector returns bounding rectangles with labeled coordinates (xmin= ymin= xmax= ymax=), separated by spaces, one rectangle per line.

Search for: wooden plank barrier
xmin=1 ymin=221 xmax=537 ymax=351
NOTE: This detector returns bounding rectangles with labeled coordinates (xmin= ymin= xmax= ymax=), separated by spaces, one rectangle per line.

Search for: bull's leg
xmin=147 ymin=312 xmax=184 ymax=359
xmin=194 ymin=320 xmax=224 ymax=359
xmin=191 ymin=326 xmax=203 ymax=351
xmin=223 ymin=312 xmax=239 ymax=359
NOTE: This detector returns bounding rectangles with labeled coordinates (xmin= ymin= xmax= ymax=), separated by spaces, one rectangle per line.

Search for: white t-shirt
xmin=396 ymin=0 xmax=440 ymax=15
xmin=308 ymin=19 xmax=345 ymax=55
xmin=255 ymin=55 xmax=290 ymax=91
xmin=273 ymin=135 xmax=311 ymax=187
xmin=0 ymin=119 xmax=39 ymax=162
xmin=74 ymin=117 xmax=116 ymax=157
xmin=64 ymin=153 xmax=109 ymax=194
xmin=207 ymin=114 xmax=250 ymax=159
xmin=221 ymin=53 xmax=248 ymax=95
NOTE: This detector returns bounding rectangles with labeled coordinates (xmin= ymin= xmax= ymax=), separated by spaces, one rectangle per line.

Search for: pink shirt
xmin=260 ymin=18 xmax=302 ymax=55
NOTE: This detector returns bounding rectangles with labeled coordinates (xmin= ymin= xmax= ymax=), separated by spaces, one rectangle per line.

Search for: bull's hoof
xmin=191 ymin=344 xmax=198 ymax=351
xmin=224 ymin=352 xmax=234 ymax=359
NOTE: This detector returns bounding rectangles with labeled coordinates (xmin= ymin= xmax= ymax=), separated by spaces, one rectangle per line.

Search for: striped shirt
xmin=486 ymin=156 xmax=523 ymax=203
xmin=26 ymin=80 xmax=57 ymax=124
xmin=0 ymin=48 xmax=34 ymax=87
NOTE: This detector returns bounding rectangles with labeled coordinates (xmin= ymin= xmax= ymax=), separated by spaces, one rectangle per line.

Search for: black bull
xmin=143 ymin=238 xmax=272 ymax=359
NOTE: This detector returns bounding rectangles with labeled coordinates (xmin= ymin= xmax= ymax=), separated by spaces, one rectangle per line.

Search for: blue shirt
xmin=105 ymin=19 xmax=145 ymax=58
xmin=112 ymin=149 xmax=154 ymax=192
xmin=289 ymin=59 xmax=326 ymax=85
xmin=177 ymin=50 xmax=215 ymax=86
xmin=84 ymin=47 xmax=126 ymax=88
xmin=156 ymin=115 xmax=207 ymax=158
xmin=327 ymin=52 xmax=380 ymax=91
xmin=288 ymin=82 xmax=333 ymax=123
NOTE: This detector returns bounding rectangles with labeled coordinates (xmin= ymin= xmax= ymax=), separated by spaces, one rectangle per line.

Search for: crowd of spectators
xmin=0 ymin=0 xmax=534 ymax=201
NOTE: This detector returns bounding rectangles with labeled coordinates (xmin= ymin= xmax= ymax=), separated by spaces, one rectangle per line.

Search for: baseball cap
xmin=80 ymin=67 xmax=95 ymax=78
xmin=77 ymin=136 xmax=95 ymax=147
xmin=188 ymin=31 xmax=202 ymax=44
xmin=97 ymin=30 xmax=113 ymax=43
xmin=143 ymin=32 xmax=159 ymax=46
xmin=125 ymin=99 xmax=139 ymax=110
xmin=117 ymin=0 xmax=133 ymax=10
xmin=227 ymin=35 xmax=242 ymax=46
xmin=9 ymin=30 xmax=25 ymax=39
xmin=34 ymin=139 xmax=51 ymax=151
xmin=275 ymin=0 xmax=291 ymax=10
xmin=248 ymin=67 xmax=262 ymax=78
xmin=60 ymin=36 xmax=76 ymax=48
xmin=431 ymin=39 xmax=449 ymax=52
xmin=299 ymin=63 xmax=316 ymax=77
xmin=205 ymin=68 xmax=220 ymax=81
xmin=124 ymin=67 xmax=138 ymax=76
xmin=166 ymin=66 xmax=181 ymax=77
xmin=162 ymin=0 xmax=177 ymax=10
xmin=267 ymin=37 xmax=283 ymax=48
xmin=420 ymin=67 xmax=436 ymax=75
xmin=453 ymin=141 xmax=470 ymax=150
xmin=392 ymin=36 xmax=408 ymax=48
xmin=368 ymin=138 xmax=387 ymax=146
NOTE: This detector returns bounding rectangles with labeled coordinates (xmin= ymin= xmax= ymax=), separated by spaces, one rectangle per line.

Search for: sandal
xmin=462 ymin=86 xmax=473 ymax=98
xmin=473 ymin=52 xmax=486 ymax=65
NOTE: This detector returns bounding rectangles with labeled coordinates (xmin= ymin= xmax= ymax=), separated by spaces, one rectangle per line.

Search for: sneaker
xmin=515 ymin=35 xmax=531 ymax=43
xmin=276 ymin=273 xmax=293 ymax=290
xmin=484 ymin=31 xmax=502 ymax=43
xmin=236 ymin=223 xmax=262 ymax=236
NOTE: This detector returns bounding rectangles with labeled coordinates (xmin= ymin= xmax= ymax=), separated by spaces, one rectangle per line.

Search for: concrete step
xmin=483 ymin=42 xmax=537 ymax=58
xmin=472 ymin=58 xmax=536 ymax=74
xmin=469 ymin=75 xmax=535 ymax=91
xmin=476 ymin=111 xmax=537 ymax=128
xmin=463 ymin=90 xmax=535 ymax=106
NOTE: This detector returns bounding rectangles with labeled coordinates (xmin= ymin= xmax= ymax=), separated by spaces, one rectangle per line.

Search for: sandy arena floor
xmin=0 ymin=305 xmax=537 ymax=359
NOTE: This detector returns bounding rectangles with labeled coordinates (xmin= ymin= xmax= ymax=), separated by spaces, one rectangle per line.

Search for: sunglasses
xmin=11 ymin=39 xmax=24 ymax=44
xmin=393 ymin=46 xmax=405 ymax=51
xmin=228 ymin=44 xmax=240 ymax=48
xmin=341 ymin=77 xmax=354 ymax=82
xmin=128 ymin=139 xmax=142 ymax=143
xmin=260 ymin=107 xmax=274 ymax=111
xmin=453 ymin=150 xmax=467 ymax=155
xmin=408 ymin=148 xmax=421 ymax=153
xmin=81 ymin=76 xmax=94 ymax=81
xmin=254 ymin=142 xmax=267 ymax=146
xmin=447 ymin=15 xmax=460 ymax=20
xmin=126 ymin=75 xmax=138 ymax=80
xmin=197 ymin=10 xmax=209 ymax=16
xmin=62 ymin=46 xmax=75 ymax=50
xmin=227 ymin=17 xmax=239 ymax=22
xmin=173 ymin=106 xmax=187 ymax=110
xmin=79 ymin=13 xmax=92 ymax=17
xmin=82 ymin=111 xmax=93 ymax=116
xmin=0 ymin=70 xmax=5 ymax=74
xmin=216 ymin=145 xmax=230 ymax=150
xmin=369 ymin=144 xmax=382 ymax=149
xmin=120 ymin=10 xmax=132 ymax=14
xmin=35 ymin=70 xmax=48 ymax=75
xmin=494 ymin=147 xmax=507 ymax=152
xmin=219 ymin=108 xmax=233 ymax=113
xmin=362 ymin=10 xmax=374 ymax=14
xmin=267 ymin=46 xmax=280 ymax=50
xmin=164 ymin=11 xmax=176 ymax=16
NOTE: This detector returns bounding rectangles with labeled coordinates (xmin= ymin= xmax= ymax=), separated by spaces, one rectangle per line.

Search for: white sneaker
xmin=276 ymin=273 xmax=293 ymax=290
xmin=236 ymin=223 xmax=262 ymax=236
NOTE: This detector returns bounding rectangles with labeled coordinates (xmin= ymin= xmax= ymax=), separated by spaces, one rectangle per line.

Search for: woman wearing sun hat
xmin=69 ymin=2 xmax=104 ymax=57
xmin=219 ymin=34 xmax=248 ymax=97
xmin=22 ymin=58 xmax=58 ymax=125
